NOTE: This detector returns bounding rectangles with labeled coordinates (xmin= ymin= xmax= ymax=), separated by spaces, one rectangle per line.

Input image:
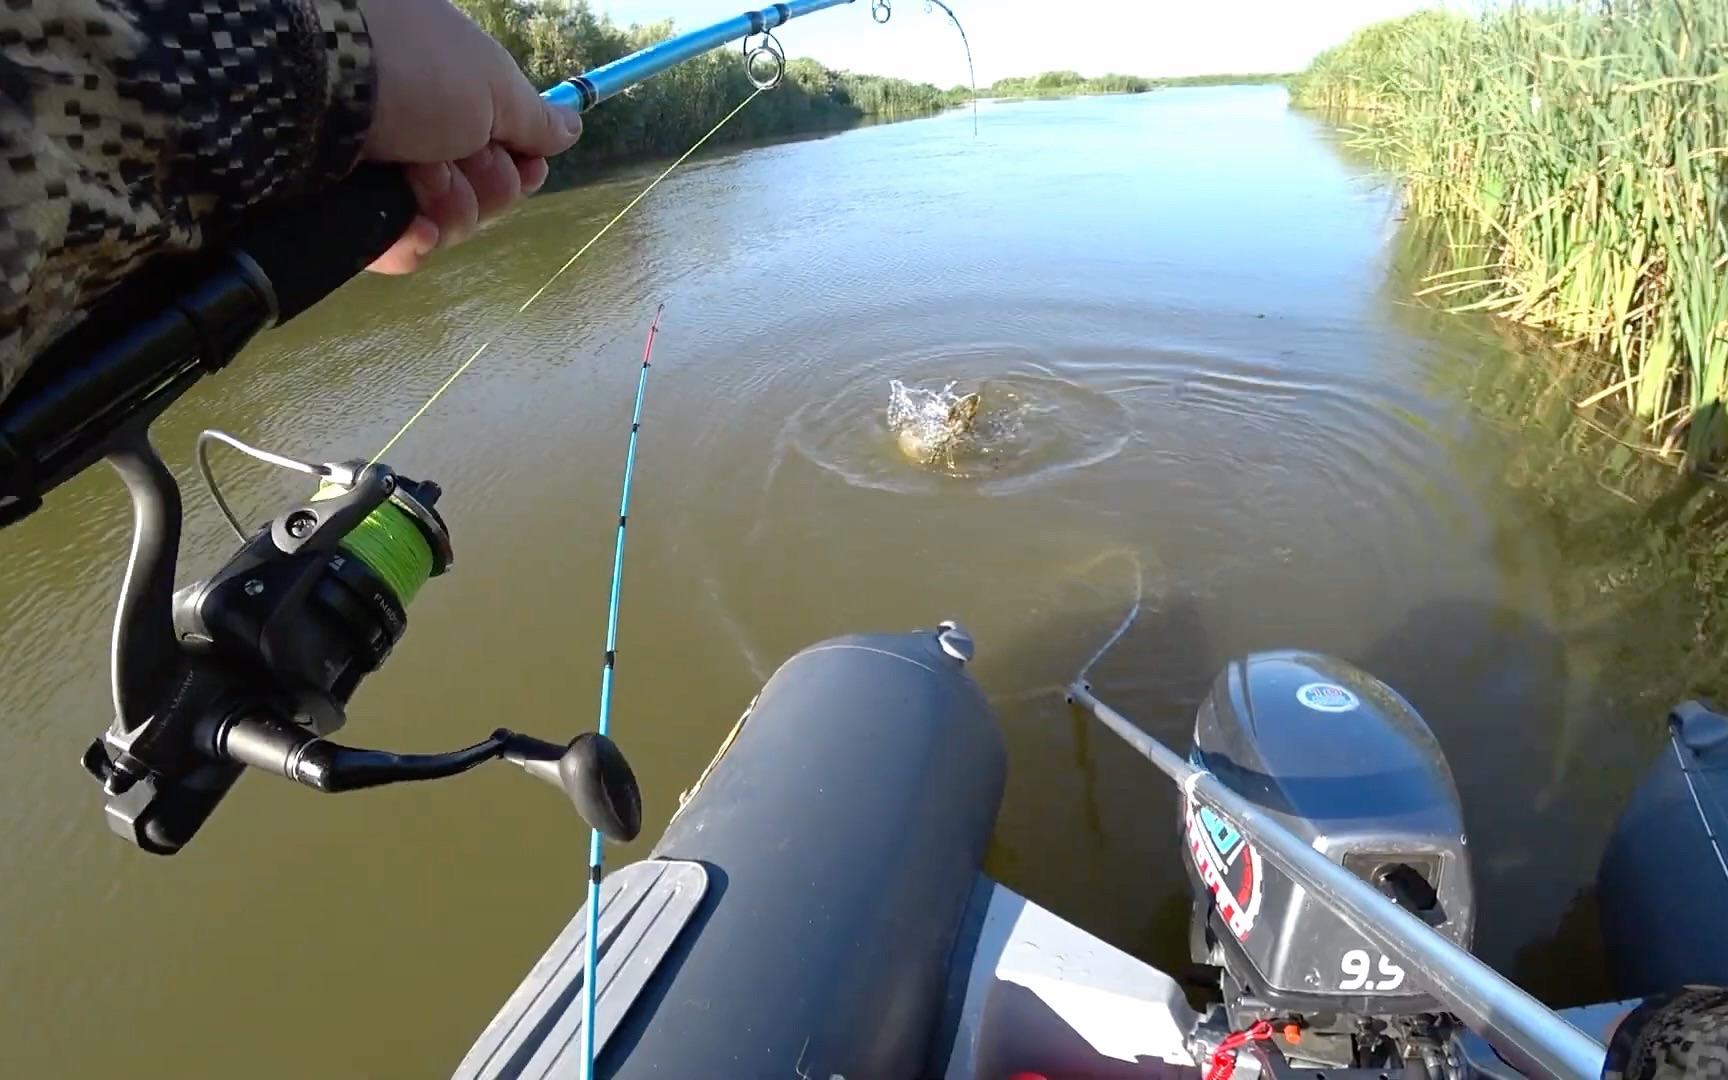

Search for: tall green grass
xmin=1388 ymin=216 xmax=1728 ymax=711
xmin=1290 ymin=0 xmax=1728 ymax=465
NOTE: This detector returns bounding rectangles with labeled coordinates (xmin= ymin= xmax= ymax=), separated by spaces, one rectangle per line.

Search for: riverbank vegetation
xmin=1289 ymin=0 xmax=1728 ymax=466
xmin=981 ymin=71 xmax=1155 ymax=98
xmin=978 ymin=70 xmax=1290 ymax=101
xmin=455 ymin=0 xmax=954 ymax=180
xmin=457 ymin=1 xmax=1284 ymax=185
xmin=1388 ymin=220 xmax=1728 ymax=716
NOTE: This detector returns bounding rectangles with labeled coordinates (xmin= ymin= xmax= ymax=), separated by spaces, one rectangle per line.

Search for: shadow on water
xmin=1385 ymin=216 xmax=1728 ymax=720
xmin=1360 ymin=215 xmax=1728 ymax=1003
xmin=979 ymin=588 xmax=1221 ymax=980
xmin=1354 ymin=598 xmax=1616 ymax=1007
xmin=984 ymin=577 xmax=1628 ymax=1010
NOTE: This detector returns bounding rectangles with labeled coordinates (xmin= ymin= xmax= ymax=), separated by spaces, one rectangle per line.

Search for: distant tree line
xmin=455 ymin=0 xmax=1289 ymax=183
xmin=971 ymin=70 xmax=1291 ymax=101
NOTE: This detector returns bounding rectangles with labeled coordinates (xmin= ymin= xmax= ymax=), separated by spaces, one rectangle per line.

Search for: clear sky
xmin=589 ymin=0 xmax=1462 ymax=86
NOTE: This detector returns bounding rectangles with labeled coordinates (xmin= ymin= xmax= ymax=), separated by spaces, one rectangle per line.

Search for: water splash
xmin=785 ymin=356 xmax=1134 ymax=496
xmin=886 ymin=378 xmax=1026 ymax=473
xmin=887 ymin=378 xmax=966 ymax=438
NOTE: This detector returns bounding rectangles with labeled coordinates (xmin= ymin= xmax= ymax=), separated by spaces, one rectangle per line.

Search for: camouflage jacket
xmin=0 ymin=0 xmax=374 ymax=405
xmin=1603 ymin=985 xmax=1728 ymax=1079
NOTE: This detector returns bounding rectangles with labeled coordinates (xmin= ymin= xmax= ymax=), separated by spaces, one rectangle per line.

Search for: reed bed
xmin=1290 ymin=0 xmax=1728 ymax=465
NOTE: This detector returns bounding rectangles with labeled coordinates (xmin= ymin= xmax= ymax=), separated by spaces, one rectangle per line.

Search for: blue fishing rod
xmin=576 ymin=304 xmax=663 ymax=1076
xmin=547 ymin=0 xmax=877 ymax=111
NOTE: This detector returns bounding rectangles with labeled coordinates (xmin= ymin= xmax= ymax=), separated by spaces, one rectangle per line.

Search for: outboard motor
xmin=1182 ymin=650 xmax=1476 ymax=1075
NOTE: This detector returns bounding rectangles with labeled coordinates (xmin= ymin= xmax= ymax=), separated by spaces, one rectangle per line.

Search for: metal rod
xmin=1064 ymin=680 xmax=1607 ymax=1080
xmin=544 ymin=0 xmax=860 ymax=112
xmin=579 ymin=304 xmax=664 ymax=1080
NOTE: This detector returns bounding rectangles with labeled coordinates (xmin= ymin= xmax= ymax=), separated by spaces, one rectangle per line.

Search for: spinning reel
xmin=0 ymin=183 xmax=643 ymax=857
xmin=78 ymin=433 xmax=643 ymax=855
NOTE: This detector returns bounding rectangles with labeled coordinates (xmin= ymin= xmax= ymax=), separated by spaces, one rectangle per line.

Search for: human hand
xmin=357 ymin=0 xmax=585 ymax=274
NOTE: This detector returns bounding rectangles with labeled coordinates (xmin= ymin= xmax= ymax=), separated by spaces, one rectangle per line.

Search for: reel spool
xmin=177 ymin=440 xmax=453 ymax=733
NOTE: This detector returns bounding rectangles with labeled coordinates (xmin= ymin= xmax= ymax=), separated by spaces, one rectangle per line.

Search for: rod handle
xmin=237 ymin=162 xmax=419 ymax=324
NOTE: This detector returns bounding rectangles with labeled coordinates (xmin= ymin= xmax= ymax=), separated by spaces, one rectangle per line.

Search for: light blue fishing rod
xmin=544 ymin=0 xmax=875 ymax=112
xmin=527 ymin=3 xmax=980 ymax=1076
xmin=579 ymin=304 xmax=664 ymax=1078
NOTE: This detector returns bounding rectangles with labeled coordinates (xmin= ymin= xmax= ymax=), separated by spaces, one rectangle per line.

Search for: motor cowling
xmin=1182 ymin=650 xmax=1475 ymax=1030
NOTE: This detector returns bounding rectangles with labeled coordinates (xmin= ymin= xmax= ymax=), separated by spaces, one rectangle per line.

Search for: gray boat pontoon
xmin=454 ymin=623 xmax=1728 ymax=1080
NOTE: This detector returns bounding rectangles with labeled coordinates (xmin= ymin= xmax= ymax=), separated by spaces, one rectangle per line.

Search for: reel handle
xmin=506 ymin=732 xmax=644 ymax=843
xmin=207 ymin=714 xmax=645 ymax=843
xmin=211 ymin=714 xmax=506 ymax=792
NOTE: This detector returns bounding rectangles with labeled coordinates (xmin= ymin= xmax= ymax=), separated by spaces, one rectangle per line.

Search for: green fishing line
xmin=312 ymin=485 xmax=435 ymax=606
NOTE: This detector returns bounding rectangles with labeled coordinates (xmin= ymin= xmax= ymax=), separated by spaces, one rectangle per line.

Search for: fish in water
xmin=896 ymin=391 xmax=981 ymax=467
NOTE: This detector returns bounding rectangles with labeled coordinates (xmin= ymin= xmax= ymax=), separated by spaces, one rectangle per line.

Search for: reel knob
xmin=559 ymin=733 xmax=643 ymax=843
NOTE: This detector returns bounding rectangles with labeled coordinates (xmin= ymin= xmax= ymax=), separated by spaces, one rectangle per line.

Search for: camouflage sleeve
xmin=0 ymin=0 xmax=376 ymax=404
xmin=1602 ymin=985 xmax=1728 ymax=1080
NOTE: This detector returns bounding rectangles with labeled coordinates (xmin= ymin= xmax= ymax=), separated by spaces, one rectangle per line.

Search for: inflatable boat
xmin=451 ymin=622 xmax=1728 ymax=1079
xmin=1 ymin=27 xmax=1720 ymax=1053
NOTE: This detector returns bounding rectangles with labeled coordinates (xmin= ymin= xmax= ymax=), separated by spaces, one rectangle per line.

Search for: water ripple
xmin=785 ymin=345 xmax=1136 ymax=496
